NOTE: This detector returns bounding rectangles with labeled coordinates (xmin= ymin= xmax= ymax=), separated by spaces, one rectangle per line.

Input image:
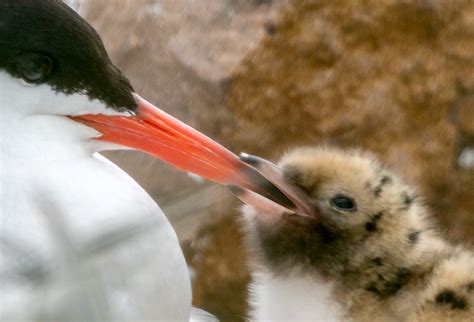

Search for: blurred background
xmin=67 ymin=1 xmax=473 ymax=321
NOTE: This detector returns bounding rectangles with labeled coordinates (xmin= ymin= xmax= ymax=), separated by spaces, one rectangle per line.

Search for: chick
xmin=239 ymin=147 xmax=474 ymax=322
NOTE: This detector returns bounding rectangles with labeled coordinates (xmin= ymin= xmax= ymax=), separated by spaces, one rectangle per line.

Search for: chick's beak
xmin=70 ymin=94 xmax=309 ymax=215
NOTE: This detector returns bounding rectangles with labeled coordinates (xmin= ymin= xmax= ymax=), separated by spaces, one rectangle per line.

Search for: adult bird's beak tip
xmin=236 ymin=152 xmax=314 ymax=217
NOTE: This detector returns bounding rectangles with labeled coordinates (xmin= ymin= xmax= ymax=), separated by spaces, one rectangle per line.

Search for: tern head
xmin=0 ymin=0 xmax=297 ymax=202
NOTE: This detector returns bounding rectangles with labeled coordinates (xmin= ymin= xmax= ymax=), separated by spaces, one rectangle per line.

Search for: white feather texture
xmin=0 ymin=71 xmax=191 ymax=321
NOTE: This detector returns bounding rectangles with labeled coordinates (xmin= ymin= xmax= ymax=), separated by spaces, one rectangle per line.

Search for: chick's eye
xmin=330 ymin=195 xmax=356 ymax=212
xmin=17 ymin=53 xmax=53 ymax=84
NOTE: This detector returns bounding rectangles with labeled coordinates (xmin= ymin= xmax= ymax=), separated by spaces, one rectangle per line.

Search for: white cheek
xmin=0 ymin=71 xmax=129 ymax=117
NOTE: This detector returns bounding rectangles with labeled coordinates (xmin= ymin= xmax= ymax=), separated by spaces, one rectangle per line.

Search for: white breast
xmin=249 ymin=271 xmax=346 ymax=322
xmin=1 ymin=153 xmax=192 ymax=321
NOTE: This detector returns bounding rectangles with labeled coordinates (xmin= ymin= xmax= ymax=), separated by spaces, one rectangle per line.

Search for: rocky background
xmin=70 ymin=0 xmax=473 ymax=321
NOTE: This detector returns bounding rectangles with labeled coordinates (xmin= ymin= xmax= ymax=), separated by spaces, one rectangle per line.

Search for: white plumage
xmin=0 ymin=71 xmax=192 ymax=320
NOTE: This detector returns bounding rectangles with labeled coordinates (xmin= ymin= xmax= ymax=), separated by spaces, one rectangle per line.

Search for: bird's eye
xmin=330 ymin=195 xmax=356 ymax=212
xmin=16 ymin=53 xmax=53 ymax=84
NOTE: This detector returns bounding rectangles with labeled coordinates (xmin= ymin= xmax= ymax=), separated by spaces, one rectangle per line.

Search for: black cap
xmin=0 ymin=0 xmax=136 ymax=111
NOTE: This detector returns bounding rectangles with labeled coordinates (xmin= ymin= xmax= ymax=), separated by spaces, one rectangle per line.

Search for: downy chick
xmin=240 ymin=147 xmax=474 ymax=322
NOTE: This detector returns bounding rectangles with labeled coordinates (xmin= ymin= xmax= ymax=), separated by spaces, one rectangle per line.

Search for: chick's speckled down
xmin=241 ymin=147 xmax=474 ymax=322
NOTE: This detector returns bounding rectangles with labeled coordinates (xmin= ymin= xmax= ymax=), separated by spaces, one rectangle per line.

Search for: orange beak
xmin=70 ymin=94 xmax=305 ymax=214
